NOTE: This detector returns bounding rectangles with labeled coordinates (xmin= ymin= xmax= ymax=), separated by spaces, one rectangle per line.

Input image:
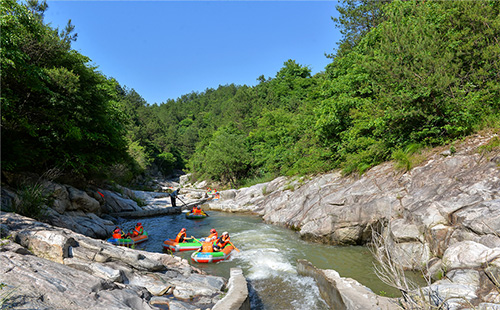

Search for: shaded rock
xmin=40 ymin=181 xmax=71 ymax=214
xmin=67 ymin=186 xmax=100 ymax=213
xmin=100 ymin=189 xmax=142 ymax=213
xmin=0 ymin=187 xmax=18 ymax=212
xmin=44 ymin=208 xmax=115 ymax=239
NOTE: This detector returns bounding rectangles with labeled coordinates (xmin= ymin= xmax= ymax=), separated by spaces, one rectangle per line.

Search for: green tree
xmin=1 ymin=0 xmax=129 ymax=178
xmin=331 ymin=0 xmax=391 ymax=57
xmin=193 ymin=126 xmax=251 ymax=188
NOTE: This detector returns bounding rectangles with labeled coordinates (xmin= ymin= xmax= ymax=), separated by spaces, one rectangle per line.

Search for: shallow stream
xmin=119 ymin=210 xmax=402 ymax=309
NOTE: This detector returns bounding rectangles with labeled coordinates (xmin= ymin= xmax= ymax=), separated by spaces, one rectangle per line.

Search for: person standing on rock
xmin=170 ymin=188 xmax=180 ymax=207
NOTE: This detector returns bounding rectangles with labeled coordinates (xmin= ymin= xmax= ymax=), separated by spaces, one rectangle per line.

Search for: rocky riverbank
xmin=208 ymin=133 xmax=500 ymax=309
xmin=0 ymin=178 xmax=247 ymax=309
xmin=1 ymin=132 xmax=499 ymax=309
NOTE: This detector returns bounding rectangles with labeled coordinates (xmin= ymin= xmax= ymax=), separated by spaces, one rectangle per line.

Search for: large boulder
xmin=99 ymin=189 xmax=142 ymax=213
xmin=67 ymin=186 xmax=101 ymax=213
xmin=0 ymin=212 xmax=231 ymax=310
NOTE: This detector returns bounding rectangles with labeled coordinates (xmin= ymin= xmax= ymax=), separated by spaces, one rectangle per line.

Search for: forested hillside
xmin=2 ymin=0 xmax=499 ymax=188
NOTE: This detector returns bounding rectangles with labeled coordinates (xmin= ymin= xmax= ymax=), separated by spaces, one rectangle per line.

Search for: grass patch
xmin=391 ymin=143 xmax=425 ymax=172
xmin=478 ymin=136 xmax=500 ymax=154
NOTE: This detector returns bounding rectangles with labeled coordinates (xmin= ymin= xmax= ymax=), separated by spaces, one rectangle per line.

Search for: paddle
xmin=176 ymin=196 xmax=189 ymax=211
xmin=229 ymin=241 xmax=240 ymax=252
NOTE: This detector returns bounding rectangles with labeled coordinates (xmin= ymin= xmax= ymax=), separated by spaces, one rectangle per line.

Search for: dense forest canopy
xmin=1 ymin=0 xmax=499 ymax=188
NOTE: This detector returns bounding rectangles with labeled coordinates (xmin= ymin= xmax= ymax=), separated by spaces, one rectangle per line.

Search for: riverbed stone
xmin=213 ymin=268 xmax=250 ymax=310
xmin=297 ymin=259 xmax=399 ymax=310
xmin=442 ymin=241 xmax=500 ymax=270
xmin=390 ymin=218 xmax=423 ymax=243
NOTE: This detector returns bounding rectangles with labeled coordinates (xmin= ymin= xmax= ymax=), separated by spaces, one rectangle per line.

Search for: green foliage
xmin=1 ymin=0 xmax=130 ymax=180
xmin=331 ymin=0 xmax=391 ymax=57
xmin=317 ymin=0 xmax=500 ymax=175
xmin=193 ymin=126 xmax=251 ymax=188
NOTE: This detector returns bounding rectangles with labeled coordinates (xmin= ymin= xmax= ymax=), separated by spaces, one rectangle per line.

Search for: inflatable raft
xmin=191 ymin=244 xmax=235 ymax=263
xmin=107 ymin=231 xmax=149 ymax=247
xmin=185 ymin=212 xmax=208 ymax=219
xmin=163 ymin=238 xmax=202 ymax=252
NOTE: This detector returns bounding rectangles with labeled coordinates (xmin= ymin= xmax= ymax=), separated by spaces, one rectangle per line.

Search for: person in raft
xmin=206 ymin=228 xmax=218 ymax=241
xmin=214 ymin=231 xmax=230 ymax=251
xmin=198 ymin=239 xmax=215 ymax=253
xmin=112 ymin=227 xmax=125 ymax=239
xmin=130 ymin=222 xmax=144 ymax=237
xmin=193 ymin=206 xmax=204 ymax=215
xmin=175 ymin=228 xmax=193 ymax=243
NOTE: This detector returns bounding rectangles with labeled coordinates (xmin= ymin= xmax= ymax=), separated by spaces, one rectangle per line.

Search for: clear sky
xmin=44 ymin=1 xmax=341 ymax=105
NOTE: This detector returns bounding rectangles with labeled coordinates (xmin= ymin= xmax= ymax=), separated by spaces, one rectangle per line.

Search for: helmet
xmin=181 ymin=228 xmax=186 ymax=232
xmin=222 ymin=231 xmax=228 ymax=236
xmin=197 ymin=206 xmax=201 ymax=209
xmin=137 ymin=223 xmax=142 ymax=226
xmin=114 ymin=228 xmax=120 ymax=232
xmin=210 ymin=229 xmax=216 ymax=233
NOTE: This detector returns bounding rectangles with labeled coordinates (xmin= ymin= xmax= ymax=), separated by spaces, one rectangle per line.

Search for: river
xmin=119 ymin=210 xmax=402 ymax=309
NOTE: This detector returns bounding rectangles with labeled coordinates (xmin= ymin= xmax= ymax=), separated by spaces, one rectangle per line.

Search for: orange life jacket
xmin=201 ymin=241 xmax=214 ymax=253
xmin=207 ymin=232 xmax=218 ymax=240
xmin=175 ymin=231 xmax=186 ymax=243
xmin=132 ymin=225 xmax=143 ymax=237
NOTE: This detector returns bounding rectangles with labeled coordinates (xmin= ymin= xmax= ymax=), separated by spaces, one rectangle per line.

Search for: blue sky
xmin=44 ymin=1 xmax=341 ymax=105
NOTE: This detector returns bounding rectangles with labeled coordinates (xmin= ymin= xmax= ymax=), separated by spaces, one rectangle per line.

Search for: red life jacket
xmin=112 ymin=231 xmax=122 ymax=239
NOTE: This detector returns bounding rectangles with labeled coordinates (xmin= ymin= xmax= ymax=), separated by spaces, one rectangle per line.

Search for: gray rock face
xmin=297 ymin=259 xmax=398 ymax=310
xmin=208 ymin=134 xmax=500 ymax=307
xmin=211 ymin=135 xmax=500 ymax=249
xmin=0 ymin=245 xmax=154 ymax=310
xmin=0 ymin=213 xmax=230 ymax=310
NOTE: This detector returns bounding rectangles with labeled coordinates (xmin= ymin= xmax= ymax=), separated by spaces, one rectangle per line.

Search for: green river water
xmin=120 ymin=210 xmax=405 ymax=309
